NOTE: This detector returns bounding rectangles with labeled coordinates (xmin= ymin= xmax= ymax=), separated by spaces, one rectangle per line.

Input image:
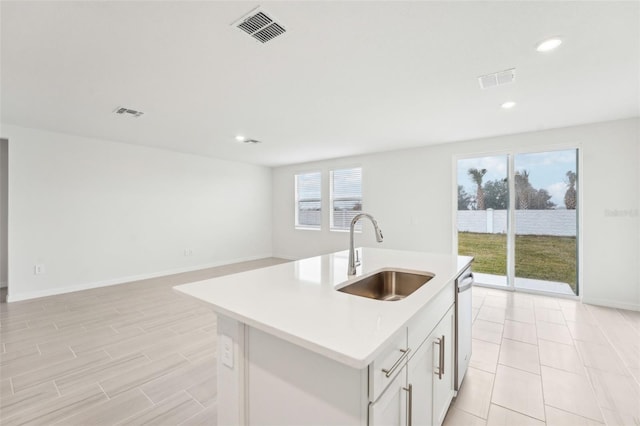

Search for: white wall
xmin=3 ymin=124 xmax=273 ymax=301
xmin=273 ymin=118 xmax=640 ymax=310
xmin=1 ymin=139 xmax=8 ymax=288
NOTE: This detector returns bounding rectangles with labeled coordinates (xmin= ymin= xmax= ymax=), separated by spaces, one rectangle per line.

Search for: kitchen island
xmin=174 ymin=248 xmax=472 ymax=426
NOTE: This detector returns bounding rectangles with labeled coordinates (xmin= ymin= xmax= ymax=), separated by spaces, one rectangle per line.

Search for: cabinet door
xmin=406 ymin=337 xmax=433 ymax=426
xmin=431 ymin=306 xmax=454 ymax=426
xmin=369 ymin=366 xmax=407 ymax=426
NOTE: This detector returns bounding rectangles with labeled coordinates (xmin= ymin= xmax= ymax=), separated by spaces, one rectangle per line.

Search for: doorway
xmin=456 ymin=148 xmax=579 ymax=296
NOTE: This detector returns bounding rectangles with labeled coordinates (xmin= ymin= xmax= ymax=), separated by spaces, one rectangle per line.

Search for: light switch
xmin=221 ymin=334 xmax=234 ymax=369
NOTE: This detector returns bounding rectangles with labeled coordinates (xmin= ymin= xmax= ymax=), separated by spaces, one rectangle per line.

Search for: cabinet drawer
xmin=368 ymin=328 xmax=408 ymax=401
xmin=368 ymin=364 xmax=407 ymax=426
xmin=407 ymin=282 xmax=454 ymax=352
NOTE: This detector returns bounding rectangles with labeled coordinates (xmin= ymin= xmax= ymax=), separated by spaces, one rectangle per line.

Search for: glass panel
xmin=513 ymin=150 xmax=578 ymax=295
xmin=331 ymin=168 xmax=362 ymax=230
xmin=457 ymin=156 xmax=509 ymax=287
xmin=297 ymin=200 xmax=321 ymax=227
xmin=296 ymin=172 xmax=321 ymax=228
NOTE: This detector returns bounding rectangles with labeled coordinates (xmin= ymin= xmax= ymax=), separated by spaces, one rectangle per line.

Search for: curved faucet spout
xmin=348 ymin=213 xmax=384 ymax=276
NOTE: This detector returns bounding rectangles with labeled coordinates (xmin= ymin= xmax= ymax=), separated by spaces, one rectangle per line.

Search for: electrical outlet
xmin=34 ymin=264 xmax=45 ymax=275
xmin=183 ymin=248 xmax=193 ymax=256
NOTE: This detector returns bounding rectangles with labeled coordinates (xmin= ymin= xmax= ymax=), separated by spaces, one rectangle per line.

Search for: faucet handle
xmin=355 ymin=249 xmax=361 ymax=266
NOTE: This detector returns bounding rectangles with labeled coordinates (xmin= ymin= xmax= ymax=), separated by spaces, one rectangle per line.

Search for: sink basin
xmin=337 ymin=270 xmax=434 ymax=301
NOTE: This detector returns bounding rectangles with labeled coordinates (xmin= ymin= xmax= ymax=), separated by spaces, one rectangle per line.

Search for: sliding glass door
xmin=513 ymin=150 xmax=578 ymax=295
xmin=457 ymin=155 xmax=510 ymax=288
xmin=457 ymin=149 xmax=579 ymax=296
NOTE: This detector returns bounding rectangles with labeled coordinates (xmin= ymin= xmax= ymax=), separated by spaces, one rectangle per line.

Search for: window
xmin=330 ymin=167 xmax=362 ymax=231
xmin=295 ymin=172 xmax=321 ymax=229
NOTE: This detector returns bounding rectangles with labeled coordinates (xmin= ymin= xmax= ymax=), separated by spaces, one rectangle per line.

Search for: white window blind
xmin=295 ymin=172 xmax=321 ymax=229
xmin=330 ymin=167 xmax=362 ymax=230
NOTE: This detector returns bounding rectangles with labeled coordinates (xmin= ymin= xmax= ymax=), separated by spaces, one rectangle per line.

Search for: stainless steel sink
xmin=337 ymin=270 xmax=434 ymax=301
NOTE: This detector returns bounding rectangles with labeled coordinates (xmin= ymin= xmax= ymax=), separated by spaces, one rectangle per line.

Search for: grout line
xmin=139 ymin=387 xmax=157 ymax=406
xmin=52 ymin=380 xmax=62 ymax=397
xmin=176 ymin=407 xmax=207 ymax=426
xmin=533 ymin=303 xmax=549 ymax=424
xmin=480 ymin=295 xmax=498 ymax=421
xmin=547 ymin=405 xmax=606 ymax=424
xmin=601 ymin=308 xmax=640 ymax=387
xmin=490 ymin=402 xmax=547 ymax=423
xmin=568 ymin=366 xmax=606 ymax=424
xmin=185 ymin=388 xmax=207 ymax=410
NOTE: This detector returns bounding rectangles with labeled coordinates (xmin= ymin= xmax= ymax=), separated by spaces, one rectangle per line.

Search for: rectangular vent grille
xmin=253 ymin=23 xmax=285 ymax=43
xmin=238 ymin=12 xmax=272 ymax=34
xmin=233 ymin=8 xmax=286 ymax=44
xmin=478 ymin=68 xmax=516 ymax=89
xmin=114 ymin=107 xmax=144 ymax=117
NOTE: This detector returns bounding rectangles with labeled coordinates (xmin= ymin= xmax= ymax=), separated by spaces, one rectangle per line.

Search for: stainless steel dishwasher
xmin=455 ymin=266 xmax=474 ymax=391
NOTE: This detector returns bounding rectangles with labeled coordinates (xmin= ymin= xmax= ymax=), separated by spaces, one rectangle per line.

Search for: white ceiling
xmin=1 ymin=1 xmax=638 ymax=167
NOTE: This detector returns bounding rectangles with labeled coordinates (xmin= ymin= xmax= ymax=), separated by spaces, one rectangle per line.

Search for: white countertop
xmin=174 ymin=248 xmax=473 ymax=369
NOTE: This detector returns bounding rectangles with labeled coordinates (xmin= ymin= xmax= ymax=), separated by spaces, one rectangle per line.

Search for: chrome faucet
xmin=348 ymin=213 xmax=384 ymax=275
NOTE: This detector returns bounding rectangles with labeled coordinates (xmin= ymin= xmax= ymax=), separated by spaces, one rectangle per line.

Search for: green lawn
xmin=458 ymin=232 xmax=577 ymax=292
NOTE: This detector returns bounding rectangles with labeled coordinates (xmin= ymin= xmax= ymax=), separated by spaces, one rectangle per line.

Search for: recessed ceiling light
xmin=536 ymin=37 xmax=562 ymax=52
xmin=501 ymin=101 xmax=516 ymax=109
xmin=235 ymin=135 xmax=246 ymax=142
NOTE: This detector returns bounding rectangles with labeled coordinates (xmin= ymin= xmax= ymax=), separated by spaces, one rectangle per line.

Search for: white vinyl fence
xmin=457 ymin=209 xmax=576 ymax=237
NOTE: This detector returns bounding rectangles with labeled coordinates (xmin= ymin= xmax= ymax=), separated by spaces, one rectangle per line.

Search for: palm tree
xmin=564 ymin=171 xmax=577 ymax=209
xmin=467 ymin=168 xmax=487 ymax=210
xmin=515 ymin=170 xmax=531 ymax=209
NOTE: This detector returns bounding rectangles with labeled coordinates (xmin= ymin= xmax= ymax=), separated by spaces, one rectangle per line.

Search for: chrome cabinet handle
xmin=403 ymin=383 xmax=413 ymax=426
xmin=434 ymin=335 xmax=445 ymax=380
xmin=381 ymin=348 xmax=411 ymax=378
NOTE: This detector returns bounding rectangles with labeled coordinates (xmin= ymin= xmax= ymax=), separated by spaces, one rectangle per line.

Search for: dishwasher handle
xmin=457 ymin=273 xmax=474 ymax=293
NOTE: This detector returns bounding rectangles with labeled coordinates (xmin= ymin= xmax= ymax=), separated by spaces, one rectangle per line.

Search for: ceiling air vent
xmin=233 ymin=7 xmax=286 ymax=44
xmin=114 ymin=107 xmax=144 ymax=118
xmin=478 ymin=68 xmax=516 ymax=89
xmin=243 ymin=139 xmax=262 ymax=144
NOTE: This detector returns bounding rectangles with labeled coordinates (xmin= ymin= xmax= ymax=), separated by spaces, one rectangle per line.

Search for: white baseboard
xmin=6 ymin=253 xmax=273 ymax=303
xmin=581 ymin=296 xmax=640 ymax=312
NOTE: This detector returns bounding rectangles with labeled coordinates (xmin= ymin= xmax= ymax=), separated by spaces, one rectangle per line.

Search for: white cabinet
xmin=406 ymin=335 xmax=433 ymax=426
xmin=430 ymin=307 xmax=454 ymax=426
xmin=370 ymin=305 xmax=455 ymax=426
xmin=215 ymin=282 xmax=457 ymax=426
xmin=369 ymin=366 xmax=407 ymax=426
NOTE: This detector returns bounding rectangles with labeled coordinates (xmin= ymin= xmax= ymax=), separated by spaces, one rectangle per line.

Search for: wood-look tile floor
xmin=0 ymin=258 xmax=289 ymax=426
xmin=444 ymin=287 xmax=640 ymax=426
xmin=3 ymin=265 xmax=639 ymax=426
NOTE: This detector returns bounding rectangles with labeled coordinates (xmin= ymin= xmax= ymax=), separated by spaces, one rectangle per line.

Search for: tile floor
xmin=0 ymin=258 xmax=288 ymax=425
xmin=2 ymin=264 xmax=639 ymax=425
xmin=444 ymin=286 xmax=640 ymax=426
